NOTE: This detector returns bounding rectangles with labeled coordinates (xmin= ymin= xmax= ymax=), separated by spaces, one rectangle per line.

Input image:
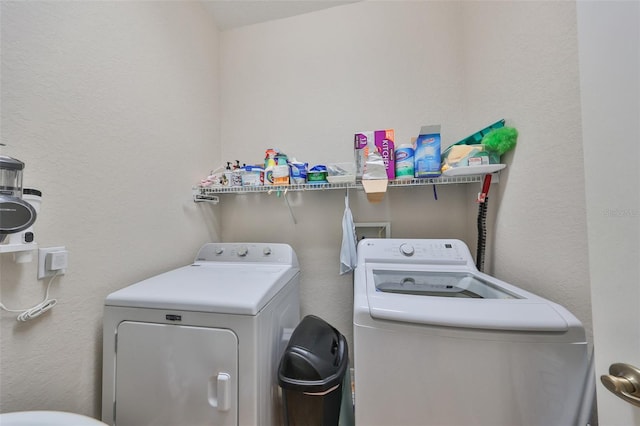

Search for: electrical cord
xmin=476 ymin=197 xmax=488 ymax=272
xmin=0 ymin=271 xmax=61 ymax=322
xmin=476 ymin=174 xmax=492 ymax=272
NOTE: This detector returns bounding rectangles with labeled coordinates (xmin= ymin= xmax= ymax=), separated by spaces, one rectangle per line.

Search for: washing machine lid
xmin=364 ymin=263 xmax=571 ymax=332
xmin=105 ymin=263 xmax=298 ymax=315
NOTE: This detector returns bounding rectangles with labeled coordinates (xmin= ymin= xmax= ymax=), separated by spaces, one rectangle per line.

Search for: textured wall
xmin=461 ymin=1 xmax=593 ymax=341
xmin=0 ymin=1 xmax=220 ymax=417
xmin=218 ymin=1 xmax=592 ymax=350
xmin=218 ymin=1 xmax=475 ymax=349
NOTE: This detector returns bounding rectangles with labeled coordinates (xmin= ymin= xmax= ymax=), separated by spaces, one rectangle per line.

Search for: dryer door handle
xmin=208 ymin=372 xmax=231 ymax=411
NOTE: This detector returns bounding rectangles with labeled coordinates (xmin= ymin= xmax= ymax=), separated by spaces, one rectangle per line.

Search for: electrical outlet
xmin=38 ymin=246 xmax=67 ymax=279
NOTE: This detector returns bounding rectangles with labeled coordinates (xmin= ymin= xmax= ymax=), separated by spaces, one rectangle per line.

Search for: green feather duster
xmin=481 ymin=127 xmax=518 ymax=155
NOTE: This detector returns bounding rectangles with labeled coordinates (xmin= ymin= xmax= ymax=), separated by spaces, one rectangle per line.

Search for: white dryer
xmin=102 ymin=243 xmax=300 ymax=426
xmin=353 ymin=239 xmax=592 ymax=426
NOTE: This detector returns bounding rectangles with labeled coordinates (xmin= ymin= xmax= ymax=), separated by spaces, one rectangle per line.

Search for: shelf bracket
xmin=193 ymin=193 xmax=219 ymax=204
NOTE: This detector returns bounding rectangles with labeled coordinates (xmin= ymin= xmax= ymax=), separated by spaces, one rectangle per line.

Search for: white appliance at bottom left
xmin=101 ymin=243 xmax=300 ymax=426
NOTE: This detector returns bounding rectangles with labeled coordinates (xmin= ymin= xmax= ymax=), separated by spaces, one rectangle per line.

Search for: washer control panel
xmin=194 ymin=243 xmax=296 ymax=265
xmin=359 ymin=239 xmax=472 ymax=265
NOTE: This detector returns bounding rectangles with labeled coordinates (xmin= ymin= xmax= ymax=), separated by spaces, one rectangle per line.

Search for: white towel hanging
xmin=340 ymin=189 xmax=357 ymax=274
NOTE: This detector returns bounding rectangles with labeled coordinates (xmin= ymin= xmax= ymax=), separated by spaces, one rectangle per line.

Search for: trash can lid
xmin=278 ymin=315 xmax=349 ymax=392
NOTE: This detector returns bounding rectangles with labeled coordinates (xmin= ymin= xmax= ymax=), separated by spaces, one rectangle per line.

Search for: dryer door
xmin=114 ymin=321 xmax=238 ymax=426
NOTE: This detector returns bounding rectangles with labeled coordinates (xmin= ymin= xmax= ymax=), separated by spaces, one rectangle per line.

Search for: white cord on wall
xmin=0 ymin=271 xmax=61 ymax=322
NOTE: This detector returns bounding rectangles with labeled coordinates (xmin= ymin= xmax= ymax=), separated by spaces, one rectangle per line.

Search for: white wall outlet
xmin=38 ymin=246 xmax=68 ymax=279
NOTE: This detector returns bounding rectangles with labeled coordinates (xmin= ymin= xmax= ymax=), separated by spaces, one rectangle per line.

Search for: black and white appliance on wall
xmin=0 ymin=153 xmax=42 ymax=262
xmin=102 ymin=243 xmax=300 ymax=426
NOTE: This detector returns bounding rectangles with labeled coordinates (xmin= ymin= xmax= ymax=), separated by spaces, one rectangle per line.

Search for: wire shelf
xmin=193 ymin=175 xmax=488 ymax=203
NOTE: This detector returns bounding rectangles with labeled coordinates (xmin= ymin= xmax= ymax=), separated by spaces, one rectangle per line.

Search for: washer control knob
xmin=237 ymin=246 xmax=248 ymax=257
xmin=263 ymin=247 xmax=272 ymax=256
xmin=215 ymin=247 xmax=224 ymax=255
xmin=400 ymin=243 xmax=415 ymax=257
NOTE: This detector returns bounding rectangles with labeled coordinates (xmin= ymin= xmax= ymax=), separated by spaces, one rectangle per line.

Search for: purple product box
xmin=374 ymin=130 xmax=395 ymax=180
xmin=354 ymin=129 xmax=395 ymax=179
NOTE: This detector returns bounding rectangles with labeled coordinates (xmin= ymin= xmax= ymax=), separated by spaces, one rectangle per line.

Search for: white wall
xmin=218 ymin=1 xmax=480 ymax=349
xmin=0 ymin=1 xmax=220 ymax=417
xmin=220 ymin=1 xmax=468 ymax=162
xmin=461 ymin=2 xmax=593 ymax=341
xmin=218 ymin=1 xmax=592 ymax=349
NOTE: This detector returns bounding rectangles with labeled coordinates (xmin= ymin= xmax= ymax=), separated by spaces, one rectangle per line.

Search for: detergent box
xmin=354 ymin=129 xmax=395 ymax=180
xmin=414 ymin=125 xmax=441 ymax=178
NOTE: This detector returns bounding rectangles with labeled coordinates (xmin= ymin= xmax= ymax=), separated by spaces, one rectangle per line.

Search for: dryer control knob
xmin=237 ymin=246 xmax=248 ymax=257
xmin=263 ymin=247 xmax=272 ymax=256
xmin=400 ymin=243 xmax=415 ymax=256
xmin=215 ymin=247 xmax=224 ymax=255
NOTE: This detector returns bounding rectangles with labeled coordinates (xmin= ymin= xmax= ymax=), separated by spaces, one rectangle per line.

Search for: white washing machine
xmin=353 ymin=238 xmax=592 ymax=426
xmin=101 ymin=243 xmax=300 ymax=426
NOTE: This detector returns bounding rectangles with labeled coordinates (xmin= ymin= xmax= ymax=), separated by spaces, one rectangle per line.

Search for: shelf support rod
xmin=283 ymin=190 xmax=297 ymax=224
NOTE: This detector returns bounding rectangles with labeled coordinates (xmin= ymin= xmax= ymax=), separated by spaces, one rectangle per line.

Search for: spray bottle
xmin=264 ymin=149 xmax=276 ymax=185
xmin=231 ymin=160 xmax=243 ymax=187
xmin=223 ymin=162 xmax=233 ymax=187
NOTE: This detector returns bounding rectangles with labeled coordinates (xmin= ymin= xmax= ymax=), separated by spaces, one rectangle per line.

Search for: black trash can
xmin=278 ymin=315 xmax=352 ymax=426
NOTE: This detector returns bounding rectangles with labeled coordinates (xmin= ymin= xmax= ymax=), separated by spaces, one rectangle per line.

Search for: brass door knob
xmin=601 ymin=363 xmax=640 ymax=408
